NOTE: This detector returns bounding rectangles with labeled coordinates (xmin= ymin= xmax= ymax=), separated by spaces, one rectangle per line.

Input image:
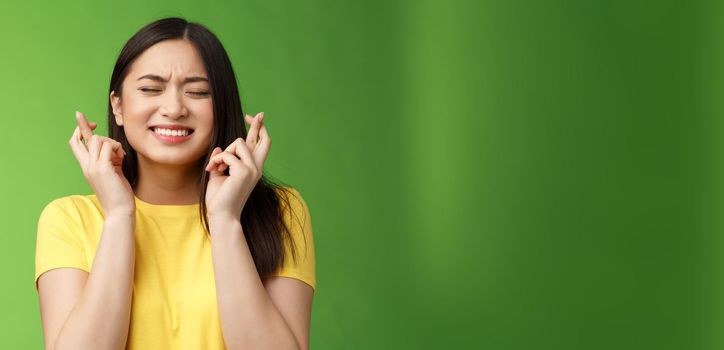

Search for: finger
xmin=90 ymin=135 xmax=123 ymax=153
xmin=116 ymin=145 xmax=126 ymax=159
xmin=206 ymin=147 xmax=225 ymax=169
xmin=207 ymin=151 xmax=243 ymax=173
xmin=214 ymin=163 xmax=228 ymax=173
xmin=208 ymin=162 xmax=224 ymax=179
xmin=75 ymin=111 xmax=95 ymax=142
xmin=114 ymin=142 xmax=125 ymax=156
xmin=69 ymin=126 xmax=89 ymax=168
xmin=246 ymin=113 xmax=262 ymax=149
xmin=110 ymin=140 xmax=125 ymax=164
xmin=69 ymin=125 xmax=82 ymax=145
xmin=99 ymin=138 xmax=113 ymax=164
xmin=225 ymin=138 xmax=256 ymax=171
xmin=94 ymin=137 xmax=124 ymax=161
xmin=106 ymin=138 xmax=122 ymax=153
xmin=223 ymin=138 xmax=246 ymax=160
xmin=224 ymin=138 xmax=243 ymax=153
xmin=254 ymin=124 xmax=271 ymax=169
xmin=213 ymin=149 xmax=228 ymax=173
xmin=223 ymin=138 xmax=247 ymax=170
xmin=225 ymin=138 xmax=259 ymax=171
xmin=214 ymin=148 xmax=227 ymax=172
xmin=221 ymin=151 xmax=245 ymax=172
xmin=206 ymin=147 xmax=227 ymax=177
xmin=205 ymin=147 xmax=223 ymax=171
xmin=111 ymin=149 xmax=124 ymax=167
xmin=88 ymin=136 xmax=102 ymax=162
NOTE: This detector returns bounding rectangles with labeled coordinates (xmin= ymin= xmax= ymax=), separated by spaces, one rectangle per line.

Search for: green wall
xmin=1 ymin=0 xmax=723 ymax=349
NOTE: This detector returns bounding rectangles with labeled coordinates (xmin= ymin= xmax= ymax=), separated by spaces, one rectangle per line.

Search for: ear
xmin=110 ymin=90 xmax=124 ymax=126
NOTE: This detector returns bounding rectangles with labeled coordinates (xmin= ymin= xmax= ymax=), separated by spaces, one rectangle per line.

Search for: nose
xmin=159 ymin=88 xmax=187 ymax=119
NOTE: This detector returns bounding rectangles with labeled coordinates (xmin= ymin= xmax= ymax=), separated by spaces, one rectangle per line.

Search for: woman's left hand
xmin=205 ymin=112 xmax=271 ymax=221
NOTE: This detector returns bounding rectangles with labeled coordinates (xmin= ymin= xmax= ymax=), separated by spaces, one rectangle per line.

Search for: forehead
xmin=127 ymin=39 xmax=207 ymax=79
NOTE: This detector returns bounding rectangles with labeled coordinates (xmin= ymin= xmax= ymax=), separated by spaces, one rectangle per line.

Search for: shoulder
xmin=273 ymin=187 xmax=312 ymax=224
xmin=268 ymin=186 xmax=316 ymax=289
xmin=271 ymin=186 xmax=314 ymax=250
xmin=273 ymin=186 xmax=310 ymax=211
xmin=39 ymin=194 xmax=103 ymax=223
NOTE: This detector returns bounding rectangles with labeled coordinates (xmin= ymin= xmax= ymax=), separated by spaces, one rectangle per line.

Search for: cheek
xmin=119 ymin=96 xmax=154 ymax=145
xmin=191 ymin=100 xmax=213 ymax=121
xmin=190 ymin=102 xmax=215 ymax=133
xmin=123 ymin=95 xmax=155 ymax=118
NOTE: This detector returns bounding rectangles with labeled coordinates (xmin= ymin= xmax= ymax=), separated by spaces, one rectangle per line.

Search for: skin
xmin=111 ymin=39 xmax=215 ymax=205
xmin=38 ymin=39 xmax=314 ymax=350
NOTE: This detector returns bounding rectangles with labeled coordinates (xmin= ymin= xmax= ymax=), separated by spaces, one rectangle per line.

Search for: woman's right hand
xmin=68 ymin=111 xmax=135 ymax=216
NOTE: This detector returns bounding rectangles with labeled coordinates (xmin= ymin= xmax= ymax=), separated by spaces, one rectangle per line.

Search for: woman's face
xmin=110 ymin=39 xmax=214 ymax=167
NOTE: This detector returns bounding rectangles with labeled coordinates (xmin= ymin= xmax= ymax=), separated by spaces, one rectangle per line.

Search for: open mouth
xmin=149 ymin=126 xmax=196 ymax=144
xmin=149 ymin=127 xmax=195 ymax=137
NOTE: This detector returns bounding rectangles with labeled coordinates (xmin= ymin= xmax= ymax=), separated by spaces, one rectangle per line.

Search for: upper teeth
xmin=154 ymin=128 xmax=190 ymax=136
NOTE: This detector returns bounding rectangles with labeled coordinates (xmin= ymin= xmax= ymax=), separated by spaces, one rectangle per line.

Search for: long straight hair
xmin=107 ymin=17 xmax=301 ymax=275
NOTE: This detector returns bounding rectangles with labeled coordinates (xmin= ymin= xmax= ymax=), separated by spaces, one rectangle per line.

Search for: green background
xmin=1 ymin=0 xmax=722 ymax=349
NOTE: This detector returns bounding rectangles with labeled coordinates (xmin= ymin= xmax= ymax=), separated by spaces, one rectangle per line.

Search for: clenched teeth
xmin=153 ymin=127 xmax=191 ymax=137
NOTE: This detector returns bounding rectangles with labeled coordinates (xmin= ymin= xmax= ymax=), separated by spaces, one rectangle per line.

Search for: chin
xmin=138 ymin=149 xmax=206 ymax=167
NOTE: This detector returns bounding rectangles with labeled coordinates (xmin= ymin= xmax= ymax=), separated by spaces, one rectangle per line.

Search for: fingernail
xmin=75 ymin=111 xmax=81 ymax=119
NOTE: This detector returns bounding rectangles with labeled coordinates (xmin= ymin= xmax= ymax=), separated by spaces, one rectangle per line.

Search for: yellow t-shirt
xmin=34 ymin=187 xmax=315 ymax=349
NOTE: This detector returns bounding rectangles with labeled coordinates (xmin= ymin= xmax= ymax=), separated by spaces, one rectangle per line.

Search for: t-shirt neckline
xmin=133 ymin=195 xmax=200 ymax=216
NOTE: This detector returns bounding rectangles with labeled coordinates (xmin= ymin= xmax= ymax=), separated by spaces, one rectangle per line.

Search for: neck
xmin=133 ymin=155 xmax=203 ymax=205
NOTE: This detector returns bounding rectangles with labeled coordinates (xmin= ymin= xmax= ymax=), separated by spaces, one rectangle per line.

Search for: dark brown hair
xmin=107 ymin=17 xmax=302 ymax=275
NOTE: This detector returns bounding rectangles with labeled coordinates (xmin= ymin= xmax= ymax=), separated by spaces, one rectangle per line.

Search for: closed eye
xmin=138 ymin=88 xmax=209 ymax=97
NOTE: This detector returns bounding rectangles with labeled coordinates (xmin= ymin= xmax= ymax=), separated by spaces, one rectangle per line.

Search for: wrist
xmin=104 ymin=209 xmax=136 ymax=222
xmin=207 ymin=213 xmax=241 ymax=232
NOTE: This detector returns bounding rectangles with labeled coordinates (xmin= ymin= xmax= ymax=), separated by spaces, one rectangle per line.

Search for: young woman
xmin=34 ymin=18 xmax=315 ymax=350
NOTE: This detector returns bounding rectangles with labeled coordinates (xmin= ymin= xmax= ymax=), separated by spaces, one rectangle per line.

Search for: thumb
xmin=207 ymin=147 xmax=224 ymax=179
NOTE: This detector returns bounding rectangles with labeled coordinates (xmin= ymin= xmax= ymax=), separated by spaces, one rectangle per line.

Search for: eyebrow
xmin=136 ymin=74 xmax=209 ymax=84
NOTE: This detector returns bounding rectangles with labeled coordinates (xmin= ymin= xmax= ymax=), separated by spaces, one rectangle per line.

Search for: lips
xmin=149 ymin=124 xmax=194 ymax=134
xmin=149 ymin=125 xmax=194 ymax=144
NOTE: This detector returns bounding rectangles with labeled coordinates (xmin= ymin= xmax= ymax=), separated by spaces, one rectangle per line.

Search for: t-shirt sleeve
xmin=34 ymin=197 xmax=90 ymax=290
xmin=271 ymin=188 xmax=317 ymax=292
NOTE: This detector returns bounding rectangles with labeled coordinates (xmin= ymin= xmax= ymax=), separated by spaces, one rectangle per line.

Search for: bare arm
xmin=205 ymin=115 xmax=313 ymax=349
xmin=38 ymin=213 xmax=135 ymax=350
xmin=37 ymin=111 xmax=138 ymax=349
xmin=209 ymin=217 xmax=312 ymax=350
